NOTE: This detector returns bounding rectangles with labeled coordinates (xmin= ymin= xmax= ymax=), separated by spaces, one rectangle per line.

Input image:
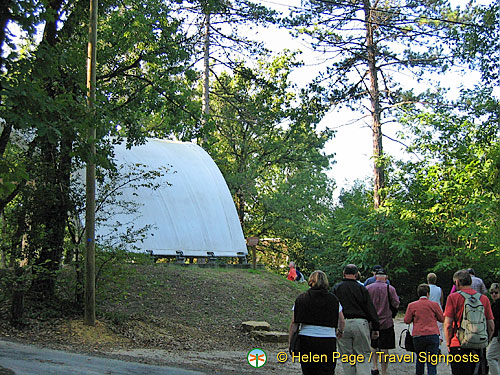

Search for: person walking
xmin=366 ymin=269 xmax=400 ymax=375
xmin=487 ymin=283 xmax=500 ymax=375
xmin=427 ymin=273 xmax=444 ymax=308
xmin=466 ymin=269 xmax=489 ymax=374
xmin=427 ymin=273 xmax=445 ymax=346
xmin=404 ymin=284 xmax=444 ymax=375
xmin=444 ymin=270 xmax=495 ymax=375
xmin=364 ymin=265 xmax=390 ymax=287
xmin=468 ymin=268 xmax=488 ymax=295
xmin=289 ymin=270 xmax=345 ymax=375
xmin=450 ymin=268 xmax=488 ymax=295
xmin=332 ymin=264 xmax=380 ymax=375
xmin=295 ymin=266 xmax=306 ymax=283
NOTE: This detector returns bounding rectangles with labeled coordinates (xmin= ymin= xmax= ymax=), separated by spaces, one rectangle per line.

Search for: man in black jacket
xmin=332 ymin=264 xmax=380 ymax=375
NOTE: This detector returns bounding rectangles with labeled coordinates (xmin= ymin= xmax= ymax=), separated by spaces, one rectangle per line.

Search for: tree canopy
xmin=0 ymin=0 xmax=499 ymax=318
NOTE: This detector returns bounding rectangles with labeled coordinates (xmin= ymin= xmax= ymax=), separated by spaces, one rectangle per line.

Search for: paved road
xmin=0 ymin=340 xmax=205 ymax=375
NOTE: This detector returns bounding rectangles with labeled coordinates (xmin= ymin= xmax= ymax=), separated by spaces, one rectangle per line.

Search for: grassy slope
xmin=0 ymin=264 xmax=308 ymax=352
xmin=95 ymin=264 xmax=308 ymax=351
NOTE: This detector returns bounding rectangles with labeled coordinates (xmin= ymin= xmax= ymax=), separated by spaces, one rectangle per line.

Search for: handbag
xmin=399 ymin=327 xmax=416 ymax=352
xmin=289 ymin=326 xmax=301 ymax=354
xmin=387 ymin=284 xmax=398 ymax=318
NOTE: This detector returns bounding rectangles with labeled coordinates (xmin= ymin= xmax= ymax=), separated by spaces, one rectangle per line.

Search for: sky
xmin=254 ymin=0 xmax=497 ymax=197
xmin=251 ymin=0 xmax=412 ymax=195
xmin=6 ymin=0 xmax=495 ymax=197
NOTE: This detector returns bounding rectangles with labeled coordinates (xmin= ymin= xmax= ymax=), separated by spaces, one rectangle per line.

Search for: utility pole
xmin=84 ymin=0 xmax=98 ymax=326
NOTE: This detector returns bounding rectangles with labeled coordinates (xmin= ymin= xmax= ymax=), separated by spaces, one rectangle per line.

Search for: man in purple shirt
xmin=366 ymin=269 xmax=400 ymax=375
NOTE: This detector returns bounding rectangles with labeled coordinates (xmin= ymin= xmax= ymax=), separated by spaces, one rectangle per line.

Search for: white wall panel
xmin=96 ymin=139 xmax=247 ymax=257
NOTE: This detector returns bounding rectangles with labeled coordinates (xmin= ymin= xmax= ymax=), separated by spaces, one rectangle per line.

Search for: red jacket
xmin=404 ymin=297 xmax=444 ymax=336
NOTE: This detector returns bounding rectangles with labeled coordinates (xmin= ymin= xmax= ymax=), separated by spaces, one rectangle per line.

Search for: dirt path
xmin=107 ymin=318 xmax=453 ymax=374
xmin=0 ymin=339 xmax=204 ymax=375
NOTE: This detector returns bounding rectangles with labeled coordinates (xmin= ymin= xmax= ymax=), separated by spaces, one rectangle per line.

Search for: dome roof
xmin=96 ymin=139 xmax=247 ymax=257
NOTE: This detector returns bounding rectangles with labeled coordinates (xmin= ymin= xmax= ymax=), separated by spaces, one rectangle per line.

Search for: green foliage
xmin=453 ymin=2 xmax=500 ymax=85
xmin=392 ymin=89 xmax=500 ymax=278
xmin=204 ymin=53 xmax=334 ymax=273
xmin=0 ymin=0 xmax=199 ymax=300
xmin=96 ymin=0 xmax=201 ymax=142
xmin=313 ymin=83 xmax=500 ymax=302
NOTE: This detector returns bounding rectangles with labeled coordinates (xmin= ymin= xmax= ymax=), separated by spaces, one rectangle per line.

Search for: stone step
xmin=250 ymin=330 xmax=288 ymax=343
xmin=241 ymin=321 xmax=270 ymax=332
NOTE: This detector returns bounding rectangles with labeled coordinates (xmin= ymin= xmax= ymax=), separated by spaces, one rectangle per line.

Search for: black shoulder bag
xmin=399 ymin=325 xmax=416 ymax=352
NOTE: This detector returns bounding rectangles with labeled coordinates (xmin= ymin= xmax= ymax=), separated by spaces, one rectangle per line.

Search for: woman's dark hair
xmin=417 ymin=283 xmax=430 ymax=297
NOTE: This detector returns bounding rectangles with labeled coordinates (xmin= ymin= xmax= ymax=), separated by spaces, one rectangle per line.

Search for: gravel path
xmin=108 ymin=317 xmax=454 ymax=374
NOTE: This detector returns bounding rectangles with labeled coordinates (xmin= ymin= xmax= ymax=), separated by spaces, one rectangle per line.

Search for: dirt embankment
xmin=0 ymin=265 xmax=455 ymax=374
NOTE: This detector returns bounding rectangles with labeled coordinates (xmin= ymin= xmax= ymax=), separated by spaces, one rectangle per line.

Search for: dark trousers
xmin=449 ymin=347 xmax=480 ymax=375
xmin=298 ymin=335 xmax=337 ymax=375
xmin=414 ymin=334 xmax=440 ymax=375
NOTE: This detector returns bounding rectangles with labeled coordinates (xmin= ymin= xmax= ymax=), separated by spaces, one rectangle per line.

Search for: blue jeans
xmin=413 ymin=334 xmax=440 ymax=375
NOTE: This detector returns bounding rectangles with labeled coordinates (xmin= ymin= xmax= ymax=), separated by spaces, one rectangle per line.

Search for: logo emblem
xmin=247 ymin=348 xmax=267 ymax=368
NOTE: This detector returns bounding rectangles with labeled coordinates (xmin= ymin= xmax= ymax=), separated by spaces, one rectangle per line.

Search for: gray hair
xmin=453 ymin=270 xmax=472 ymax=287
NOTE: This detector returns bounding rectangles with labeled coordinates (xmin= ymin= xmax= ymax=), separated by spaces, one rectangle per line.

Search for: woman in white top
xmin=427 ymin=273 xmax=443 ymax=307
xmin=427 ymin=273 xmax=444 ymax=346
xmin=289 ymin=270 xmax=345 ymax=375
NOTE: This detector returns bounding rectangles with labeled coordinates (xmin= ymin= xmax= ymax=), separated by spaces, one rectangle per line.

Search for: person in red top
xmin=287 ymin=261 xmax=297 ymax=281
xmin=444 ymin=270 xmax=495 ymax=375
xmin=404 ymin=284 xmax=444 ymax=375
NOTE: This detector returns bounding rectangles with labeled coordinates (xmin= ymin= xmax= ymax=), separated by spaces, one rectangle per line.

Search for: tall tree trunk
xmin=0 ymin=1 xmax=13 ymax=207
xmin=28 ymin=0 xmax=71 ymax=299
xmin=31 ymin=139 xmax=72 ymax=298
xmin=201 ymin=10 xmax=210 ymax=146
xmin=363 ymin=0 xmax=384 ymax=209
xmin=0 ymin=123 xmax=11 ymax=156
xmin=236 ymin=189 xmax=245 ymax=228
xmin=10 ymin=265 xmax=26 ymax=326
xmin=0 ymin=209 xmax=7 ymax=268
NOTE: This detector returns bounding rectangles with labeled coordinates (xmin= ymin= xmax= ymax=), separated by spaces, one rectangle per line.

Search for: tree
xmin=391 ymin=85 xmax=500 ymax=278
xmin=0 ymin=0 xmax=198 ymax=299
xmin=453 ymin=1 xmax=500 ymax=87
xmin=288 ymin=0 xmax=468 ymax=208
xmin=85 ymin=0 xmax=98 ymax=326
xmin=205 ymin=53 xmax=335 ymax=267
xmin=178 ymin=0 xmax=278 ymax=142
xmin=319 ymin=181 xmax=426 ymax=296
